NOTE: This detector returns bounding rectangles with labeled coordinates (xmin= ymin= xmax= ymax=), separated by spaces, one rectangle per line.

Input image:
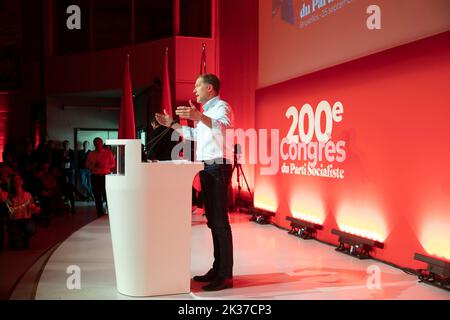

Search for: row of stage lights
xmin=247 ymin=205 xmax=450 ymax=292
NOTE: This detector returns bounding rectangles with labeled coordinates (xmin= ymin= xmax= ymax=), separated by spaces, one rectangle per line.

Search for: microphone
xmin=146 ymin=118 xmax=179 ymax=146
xmin=146 ymin=119 xmax=179 ymax=158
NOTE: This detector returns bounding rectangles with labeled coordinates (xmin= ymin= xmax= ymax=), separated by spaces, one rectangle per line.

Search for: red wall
xmin=218 ymin=0 xmax=258 ymax=193
xmin=0 ymin=93 xmax=13 ymax=161
xmin=46 ymin=38 xmax=172 ymax=94
xmin=0 ymin=92 xmax=31 ymax=161
xmin=255 ymin=31 xmax=450 ymax=269
xmin=43 ymin=0 xmax=259 ymax=195
xmin=46 ymin=37 xmax=215 ymax=106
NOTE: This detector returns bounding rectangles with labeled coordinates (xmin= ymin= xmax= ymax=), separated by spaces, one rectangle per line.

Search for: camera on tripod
xmin=234 ymin=144 xmax=241 ymax=155
xmin=233 ymin=143 xmax=243 ymax=165
xmin=231 ymin=143 xmax=253 ymax=213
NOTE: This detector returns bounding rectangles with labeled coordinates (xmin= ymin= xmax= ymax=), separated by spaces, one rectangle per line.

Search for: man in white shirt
xmin=156 ymin=74 xmax=234 ymax=291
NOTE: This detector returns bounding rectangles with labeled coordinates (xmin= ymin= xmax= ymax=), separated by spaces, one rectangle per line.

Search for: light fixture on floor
xmin=414 ymin=253 xmax=450 ymax=291
xmin=249 ymin=207 xmax=275 ymax=225
xmin=332 ymin=229 xmax=384 ymax=259
xmin=286 ymin=216 xmax=323 ymax=240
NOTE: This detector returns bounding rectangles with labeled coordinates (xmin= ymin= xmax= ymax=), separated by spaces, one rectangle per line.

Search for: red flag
xmin=196 ymin=43 xmax=208 ymax=114
xmin=33 ymin=121 xmax=41 ymax=149
xmin=161 ymin=47 xmax=173 ymax=117
xmin=199 ymin=43 xmax=207 ymax=75
xmin=118 ymin=54 xmax=136 ymax=139
xmin=192 ymin=43 xmax=209 ymax=189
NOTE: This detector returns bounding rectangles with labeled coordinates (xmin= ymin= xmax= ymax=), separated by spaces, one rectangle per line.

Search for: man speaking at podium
xmin=155 ymin=73 xmax=234 ymax=291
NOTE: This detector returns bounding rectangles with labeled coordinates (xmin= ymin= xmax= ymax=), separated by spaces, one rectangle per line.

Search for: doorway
xmin=74 ymin=128 xmax=118 ymax=198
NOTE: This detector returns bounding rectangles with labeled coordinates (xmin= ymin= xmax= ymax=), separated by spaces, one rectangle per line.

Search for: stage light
xmin=414 ymin=253 xmax=450 ymax=292
xmin=253 ymin=183 xmax=278 ymax=215
xmin=286 ymin=216 xmax=323 ymax=240
xmin=339 ymin=224 xmax=383 ymax=243
xmin=336 ymin=203 xmax=388 ymax=243
xmin=331 ymin=229 xmax=384 ymax=259
xmin=253 ymin=202 xmax=276 ymax=213
xmin=249 ymin=206 xmax=275 ymax=225
xmin=419 ymin=218 xmax=450 ymax=261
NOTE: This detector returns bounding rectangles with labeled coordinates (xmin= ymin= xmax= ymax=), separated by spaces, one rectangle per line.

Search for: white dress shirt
xmin=182 ymin=96 xmax=234 ymax=162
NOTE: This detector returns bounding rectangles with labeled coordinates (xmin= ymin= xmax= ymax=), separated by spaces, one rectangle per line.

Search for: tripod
xmin=231 ymin=144 xmax=253 ymax=213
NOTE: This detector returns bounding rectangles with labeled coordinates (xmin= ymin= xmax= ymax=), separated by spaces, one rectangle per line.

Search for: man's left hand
xmin=175 ymin=100 xmax=202 ymax=121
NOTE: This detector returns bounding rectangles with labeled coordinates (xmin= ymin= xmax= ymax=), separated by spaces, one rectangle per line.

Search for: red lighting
xmin=336 ymin=203 xmax=388 ymax=243
xmin=254 ymin=182 xmax=278 ymax=213
xmin=292 ymin=211 xmax=323 ymax=225
xmin=0 ymin=92 xmax=12 ymax=162
xmin=339 ymin=224 xmax=384 ymax=243
xmin=289 ymin=190 xmax=325 ymax=225
xmin=420 ymin=218 xmax=450 ymax=261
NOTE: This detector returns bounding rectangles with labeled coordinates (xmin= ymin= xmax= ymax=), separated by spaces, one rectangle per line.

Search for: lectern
xmin=105 ymin=139 xmax=203 ymax=297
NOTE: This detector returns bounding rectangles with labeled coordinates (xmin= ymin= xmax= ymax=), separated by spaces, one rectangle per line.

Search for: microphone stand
xmin=146 ymin=119 xmax=179 ymax=160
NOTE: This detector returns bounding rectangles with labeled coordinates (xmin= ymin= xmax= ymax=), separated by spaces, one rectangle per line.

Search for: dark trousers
xmin=63 ymin=169 xmax=75 ymax=185
xmin=0 ymin=204 xmax=6 ymax=252
xmin=7 ymin=219 xmax=35 ymax=250
xmin=61 ymin=179 xmax=75 ymax=212
xmin=192 ymin=188 xmax=204 ymax=208
xmin=199 ymin=163 xmax=233 ymax=278
xmin=39 ymin=195 xmax=53 ymax=225
xmin=79 ymin=169 xmax=93 ymax=196
xmin=0 ymin=217 xmax=4 ymax=253
xmin=91 ymin=174 xmax=107 ymax=217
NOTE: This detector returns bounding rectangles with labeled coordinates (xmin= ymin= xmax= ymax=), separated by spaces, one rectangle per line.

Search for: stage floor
xmin=32 ymin=213 xmax=449 ymax=300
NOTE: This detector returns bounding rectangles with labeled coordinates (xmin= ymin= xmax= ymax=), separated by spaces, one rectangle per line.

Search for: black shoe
xmin=193 ymin=269 xmax=217 ymax=282
xmin=202 ymin=277 xmax=233 ymax=291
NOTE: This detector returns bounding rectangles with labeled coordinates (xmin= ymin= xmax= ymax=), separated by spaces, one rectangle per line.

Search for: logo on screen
xmin=272 ymin=0 xmax=295 ymax=25
xmin=281 ymin=100 xmax=347 ymax=179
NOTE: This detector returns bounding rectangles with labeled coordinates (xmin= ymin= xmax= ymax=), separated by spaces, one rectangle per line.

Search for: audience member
xmin=77 ymin=140 xmax=93 ymax=200
xmin=86 ymin=137 xmax=115 ymax=217
xmin=60 ymin=140 xmax=75 ymax=214
xmin=6 ymin=175 xmax=41 ymax=250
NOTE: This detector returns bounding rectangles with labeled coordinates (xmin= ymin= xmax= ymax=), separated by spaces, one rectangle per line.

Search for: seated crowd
xmin=0 ymin=138 xmax=93 ymax=252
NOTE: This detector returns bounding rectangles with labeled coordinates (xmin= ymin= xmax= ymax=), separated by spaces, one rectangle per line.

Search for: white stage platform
xmin=25 ymin=213 xmax=450 ymax=300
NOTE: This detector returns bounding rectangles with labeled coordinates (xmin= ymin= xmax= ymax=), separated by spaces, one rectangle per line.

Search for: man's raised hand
xmin=175 ymin=100 xmax=202 ymax=121
xmin=155 ymin=109 xmax=173 ymax=127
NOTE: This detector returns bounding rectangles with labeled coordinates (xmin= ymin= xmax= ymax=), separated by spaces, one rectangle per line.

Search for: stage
xmin=14 ymin=213 xmax=450 ymax=300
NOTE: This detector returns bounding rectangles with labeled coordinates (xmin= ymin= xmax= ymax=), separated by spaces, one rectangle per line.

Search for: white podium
xmin=105 ymin=139 xmax=203 ymax=297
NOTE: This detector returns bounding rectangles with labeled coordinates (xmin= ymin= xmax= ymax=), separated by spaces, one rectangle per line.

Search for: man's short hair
xmin=200 ymin=73 xmax=220 ymax=94
xmin=93 ymin=137 xmax=103 ymax=144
